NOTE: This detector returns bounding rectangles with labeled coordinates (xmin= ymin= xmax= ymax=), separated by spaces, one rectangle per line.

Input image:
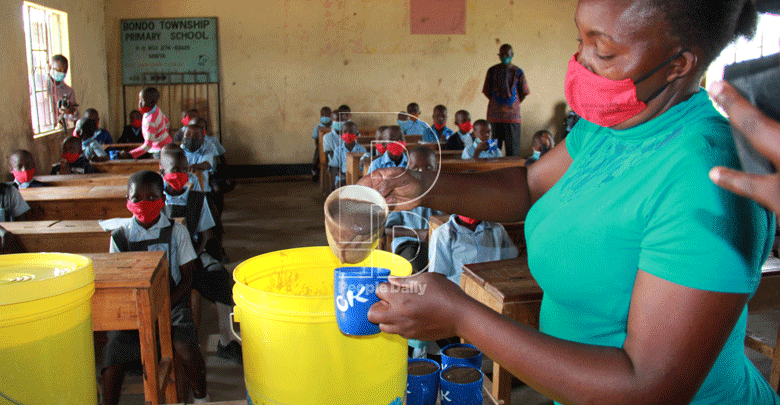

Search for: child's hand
xmin=60 ymin=158 xmax=71 ymax=174
xmin=474 ymin=140 xmax=489 ymax=154
xmin=357 ymin=167 xmax=427 ymax=212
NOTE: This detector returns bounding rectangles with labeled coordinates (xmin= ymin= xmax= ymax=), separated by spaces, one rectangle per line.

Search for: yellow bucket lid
xmin=0 ymin=253 xmax=94 ymax=305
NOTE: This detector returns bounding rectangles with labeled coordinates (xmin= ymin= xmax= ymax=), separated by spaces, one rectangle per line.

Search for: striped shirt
xmin=131 ymin=106 xmax=172 ymax=158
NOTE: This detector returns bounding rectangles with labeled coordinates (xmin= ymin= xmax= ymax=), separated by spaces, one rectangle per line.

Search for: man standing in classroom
xmin=48 ymin=54 xmax=79 ymax=131
xmin=482 ymin=44 xmax=529 ymax=157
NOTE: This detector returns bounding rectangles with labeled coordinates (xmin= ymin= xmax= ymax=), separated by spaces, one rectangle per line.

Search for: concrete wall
xmin=0 ymin=0 xmax=109 ymax=176
xmin=104 ymin=0 xmax=578 ymax=165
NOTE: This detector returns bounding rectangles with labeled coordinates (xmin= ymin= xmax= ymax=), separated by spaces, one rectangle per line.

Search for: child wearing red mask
xmin=50 ymin=136 xmax=94 ymax=174
xmin=329 ymin=121 xmax=367 ymax=188
xmin=102 ymin=170 xmax=209 ymax=405
xmin=119 ymin=110 xmax=144 ymax=143
xmin=445 ymin=110 xmax=473 ymax=151
xmin=421 ymin=104 xmax=453 ymax=143
xmin=130 ymin=87 xmax=173 ymax=159
xmin=8 ymin=149 xmax=45 ymax=188
xmin=461 ymin=120 xmax=502 ymax=159
xmin=173 ymin=108 xmax=199 ymax=143
xmin=367 ymin=126 xmax=408 ymax=174
xmin=160 ymin=148 xmax=241 ymax=364
xmin=401 ymin=103 xmax=426 ymax=136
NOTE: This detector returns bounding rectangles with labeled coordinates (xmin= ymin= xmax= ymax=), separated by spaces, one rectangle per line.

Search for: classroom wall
xmin=104 ymin=0 xmax=578 ymax=165
xmin=0 ymin=0 xmax=109 ymax=175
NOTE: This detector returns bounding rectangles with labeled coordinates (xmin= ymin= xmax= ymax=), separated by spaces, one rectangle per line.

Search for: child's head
xmin=335 ymin=105 xmax=351 ymax=122
xmin=84 ymin=108 xmax=100 ymax=127
xmin=159 ymin=145 xmax=190 ymax=191
xmin=473 ymin=120 xmax=491 ymax=142
xmin=180 ymin=109 xmax=199 ymax=127
xmin=129 ymin=110 xmax=142 ymax=127
xmin=49 ymin=55 xmax=68 ymax=82
xmin=375 ymin=125 xmax=388 ymax=140
xmin=126 ymin=171 xmax=165 ymax=225
xmin=341 ymin=122 xmax=359 ymax=145
xmin=320 ymin=106 xmax=332 ymax=120
xmin=432 ymin=105 xmax=447 ymax=127
xmin=8 ymin=150 xmax=36 ymax=182
xmin=408 ymin=146 xmax=436 ymax=172
xmin=455 ymin=110 xmax=471 ymax=126
xmin=183 ymin=122 xmax=206 ymax=152
xmin=406 ymin=103 xmax=420 ymax=119
xmin=138 ymin=87 xmax=160 ymax=111
xmin=74 ymin=117 xmax=98 ymax=140
xmin=384 ymin=125 xmax=404 ymax=142
xmin=531 ymin=130 xmax=554 ymax=152
xmin=191 ymin=117 xmax=208 ymax=136
xmin=62 ymin=136 xmax=82 ymax=157
xmin=498 ymin=43 xmax=514 ymax=64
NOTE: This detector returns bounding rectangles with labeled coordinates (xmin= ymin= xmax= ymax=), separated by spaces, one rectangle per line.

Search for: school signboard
xmin=121 ymin=17 xmax=219 ymax=85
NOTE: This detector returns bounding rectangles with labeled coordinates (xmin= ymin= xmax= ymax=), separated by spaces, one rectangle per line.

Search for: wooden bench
xmin=104 ymin=142 xmax=142 ymax=152
xmin=20 ymin=185 xmax=128 ymax=220
xmin=93 ymin=159 xmax=161 ymax=175
xmin=439 ymin=156 xmax=527 ymax=173
xmin=35 ymin=173 xmax=130 ymax=187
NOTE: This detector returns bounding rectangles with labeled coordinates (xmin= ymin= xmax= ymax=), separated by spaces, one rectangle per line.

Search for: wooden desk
xmin=2 ymin=220 xmax=111 ymax=253
xmin=20 ymin=185 xmax=128 ymax=220
xmin=87 ymin=251 xmax=178 ymax=405
xmin=93 ymin=159 xmax=160 ymax=175
xmin=439 ymin=156 xmax=526 ymax=173
xmin=35 ymin=173 xmax=130 ymax=187
xmin=461 ymin=256 xmax=542 ymax=405
xmin=104 ymin=143 xmax=142 ymax=152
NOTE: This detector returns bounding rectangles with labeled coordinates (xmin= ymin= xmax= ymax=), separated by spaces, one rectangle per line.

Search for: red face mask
xmin=126 ymin=198 xmax=165 ymax=225
xmin=564 ymin=51 xmax=684 ymax=128
xmin=433 ymin=123 xmax=445 ymax=131
xmin=458 ymin=121 xmax=473 ymax=133
xmin=181 ymin=116 xmax=191 ymax=126
xmin=139 ymin=106 xmax=153 ymax=114
xmin=387 ymin=141 xmax=407 ymax=157
xmin=62 ymin=153 xmax=80 ymax=164
xmin=375 ymin=143 xmax=386 ymax=155
xmin=13 ymin=168 xmax=35 ymax=184
xmin=131 ymin=119 xmax=142 ymax=128
xmin=340 ymin=132 xmax=358 ymax=144
xmin=457 ymin=215 xmax=480 ymax=225
xmin=163 ymin=172 xmax=189 ymax=191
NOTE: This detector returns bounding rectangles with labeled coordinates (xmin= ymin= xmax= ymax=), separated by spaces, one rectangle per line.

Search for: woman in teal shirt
xmin=360 ymin=0 xmax=780 ymax=403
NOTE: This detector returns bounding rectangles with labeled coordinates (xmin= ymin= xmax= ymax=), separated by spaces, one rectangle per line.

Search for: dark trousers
xmin=490 ymin=122 xmax=522 ymax=156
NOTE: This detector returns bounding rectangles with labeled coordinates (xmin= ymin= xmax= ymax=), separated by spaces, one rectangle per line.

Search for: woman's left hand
xmin=367 ymin=272 xmax=474 ymax=340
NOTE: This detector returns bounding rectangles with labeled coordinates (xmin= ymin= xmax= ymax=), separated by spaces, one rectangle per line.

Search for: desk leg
xmin=493 ymin=362 xmax=513 ymax=405
xmin=137 ymin=289 xmax=162 ymax=405
xmin=157 ymin=291 xmax=178 ymax=403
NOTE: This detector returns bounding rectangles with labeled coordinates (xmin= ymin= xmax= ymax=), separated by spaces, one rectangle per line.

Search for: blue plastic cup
xmin=440 ymin=365 xmax=483 ymax=405
xmin=407 ymin=358 xmax=440 ymax=405
xmin=109 ymin=150 xmax=119 ymax=160
xmin=441 ymin=343 xmax=482 ymax=370
xmin=334 ymin=266 xmax=390 ymax=336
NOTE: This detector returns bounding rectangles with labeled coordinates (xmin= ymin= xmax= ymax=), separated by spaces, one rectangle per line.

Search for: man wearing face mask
xmin=181 ymin=121 xmax=219 ymax=193
xmin=47 ymin=54 xmax=79 ymax=130
xmin=482 ymin=44 xmax=529 ymax=157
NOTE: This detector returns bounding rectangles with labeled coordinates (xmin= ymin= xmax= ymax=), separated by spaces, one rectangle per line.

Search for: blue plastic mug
xmin=407 ymin=359 xmax=440 ymax=405
xmin=440 ymin=365 xmax=483 ymax=405
xmin=109 ymin=150 xmax=119 ymax=160
xmin=441 ymin=343 xmax=482 ymax=369
xmin=334 ymin=267 xmax=390 ymax=336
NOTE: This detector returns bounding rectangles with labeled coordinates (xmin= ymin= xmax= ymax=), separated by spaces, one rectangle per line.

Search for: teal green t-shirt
xmin=525 ymin=89 xmax=778 ymax=403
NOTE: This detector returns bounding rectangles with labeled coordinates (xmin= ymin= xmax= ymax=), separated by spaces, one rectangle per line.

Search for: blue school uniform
xmin=386 ymin=206 xmax=443 ymax=252
xmin=367 ymin=151 xmax=408 ymax=174
xmin=329 ymin=142 xmax=367 ymax=187
xmin=323 ymin=130 xmax=340 ymax=156
xmin=401 ymin=119 xmax=428 ymax=136
xmin=461 ymin=139 xmax=503 ymax=159
xmin=311 ymin=123 xmax=329 ymax=140
xmin=428 ymin=215 xmax=518 ymax=285
xmin=94 ymin=129 xmax=113 ymax=145
xmin=206 ymin=135 xmax=226 ymax=156
xmin=421 ymin=126 xmax=453 ymax=143
xmin=82 ymin=134 xmax=108 ymax=160
xmin=183 ymin=142 xmax=219 ymax=192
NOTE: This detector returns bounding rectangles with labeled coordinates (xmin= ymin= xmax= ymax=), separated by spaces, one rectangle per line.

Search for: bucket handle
xmin=230 ymin=311 xmax=241 ymax=342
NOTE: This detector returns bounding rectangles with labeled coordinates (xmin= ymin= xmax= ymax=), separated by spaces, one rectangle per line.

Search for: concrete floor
xmin=110 ymin=180 xmax=778 ymax=405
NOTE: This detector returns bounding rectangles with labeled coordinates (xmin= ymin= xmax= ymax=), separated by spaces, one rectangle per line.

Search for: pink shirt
xmin=131 ymin=106 xmax=172 ymax=158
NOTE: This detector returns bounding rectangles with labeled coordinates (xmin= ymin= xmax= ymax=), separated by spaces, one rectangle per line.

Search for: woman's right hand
xmin=357 ymin=168 xmax=429 ymax=211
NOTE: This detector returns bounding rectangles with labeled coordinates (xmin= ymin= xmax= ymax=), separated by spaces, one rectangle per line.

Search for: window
xmin=22 ymin=2 xmax=69 ymax=135
xmin=706 ymin=13 xmax=780 ymax=85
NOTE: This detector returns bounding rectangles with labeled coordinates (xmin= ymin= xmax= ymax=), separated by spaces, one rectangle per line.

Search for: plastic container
xmin=0 ymin=253 xmax=97 ymax=405
xmin=233 ymin=246 xmax=411 ymax=405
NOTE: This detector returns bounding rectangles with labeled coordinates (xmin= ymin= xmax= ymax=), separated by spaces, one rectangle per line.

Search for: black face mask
xmin=183 ymin=138 xmax=202 ymax=152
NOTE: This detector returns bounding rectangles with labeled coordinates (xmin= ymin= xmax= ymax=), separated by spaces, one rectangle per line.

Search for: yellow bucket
xmin=233 ymin=247 xmax=412 ymax=405
xmin=0 ymin=253 xmax=96 ymax=405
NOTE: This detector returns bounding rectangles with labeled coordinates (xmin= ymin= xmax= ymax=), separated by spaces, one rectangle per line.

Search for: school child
xmin=397 ymin=111 xmax=408 ymax=127
xmin=51 ymin=136 xmax=95 ymax=174
xmin=8 ymin=149 xmax=45 ymax=188
xmin=401 ymin=103 xmax=427 ymax=136
xmin=75 ymin=117 xmax=109 ymax=162
xmin=525 ymin=130 xmax=555 ymax=166
xmin=384 ymin=146 xmax=443 ymax=273
xmin=101 ymin=171 xmax=208 ymax=405
xmin=48 ymin=54 xmax=79 ymax=128
xmin=83 ymin=108 xmax=113 ymax=144
xmin=130 ymin=87 xmax=173 ymax=159
xmin=181 ymin=121 xmax=219 ymax=193
xmin=367 ymin=126 xmax=407 ymax=174
xmin=160 ymin=148 xmax=241 ymax=364
xmin=329 ymin=122 xmax=367 ymax=188
xmin=446 ymin=110 xmax=473 ymax=150
xmin=461 ymin=120 xmax=502 ymax=159
xmin=192 ymin=117 xmax=226 ymax=158
xmin=421 ymin=105 xmax=453 ymax=143
xmin=119 ymin=110 xmax=144 ymax=143
xmin=323 ymin=105 xmax=352 ymax=160
xmin=312 ymin=106 xmax=332 ymax=180
xmin=174 ymin=109 xmax=199 ymax=142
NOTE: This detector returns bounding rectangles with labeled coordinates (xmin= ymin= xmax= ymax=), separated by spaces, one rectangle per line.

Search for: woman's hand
xmin=709 ymin=81 xmax=780 ymax=215
xmin=367 ymin=272 xmax=474 ymax=340
xmin=357 ymin=167 xmax=429 ymax=211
